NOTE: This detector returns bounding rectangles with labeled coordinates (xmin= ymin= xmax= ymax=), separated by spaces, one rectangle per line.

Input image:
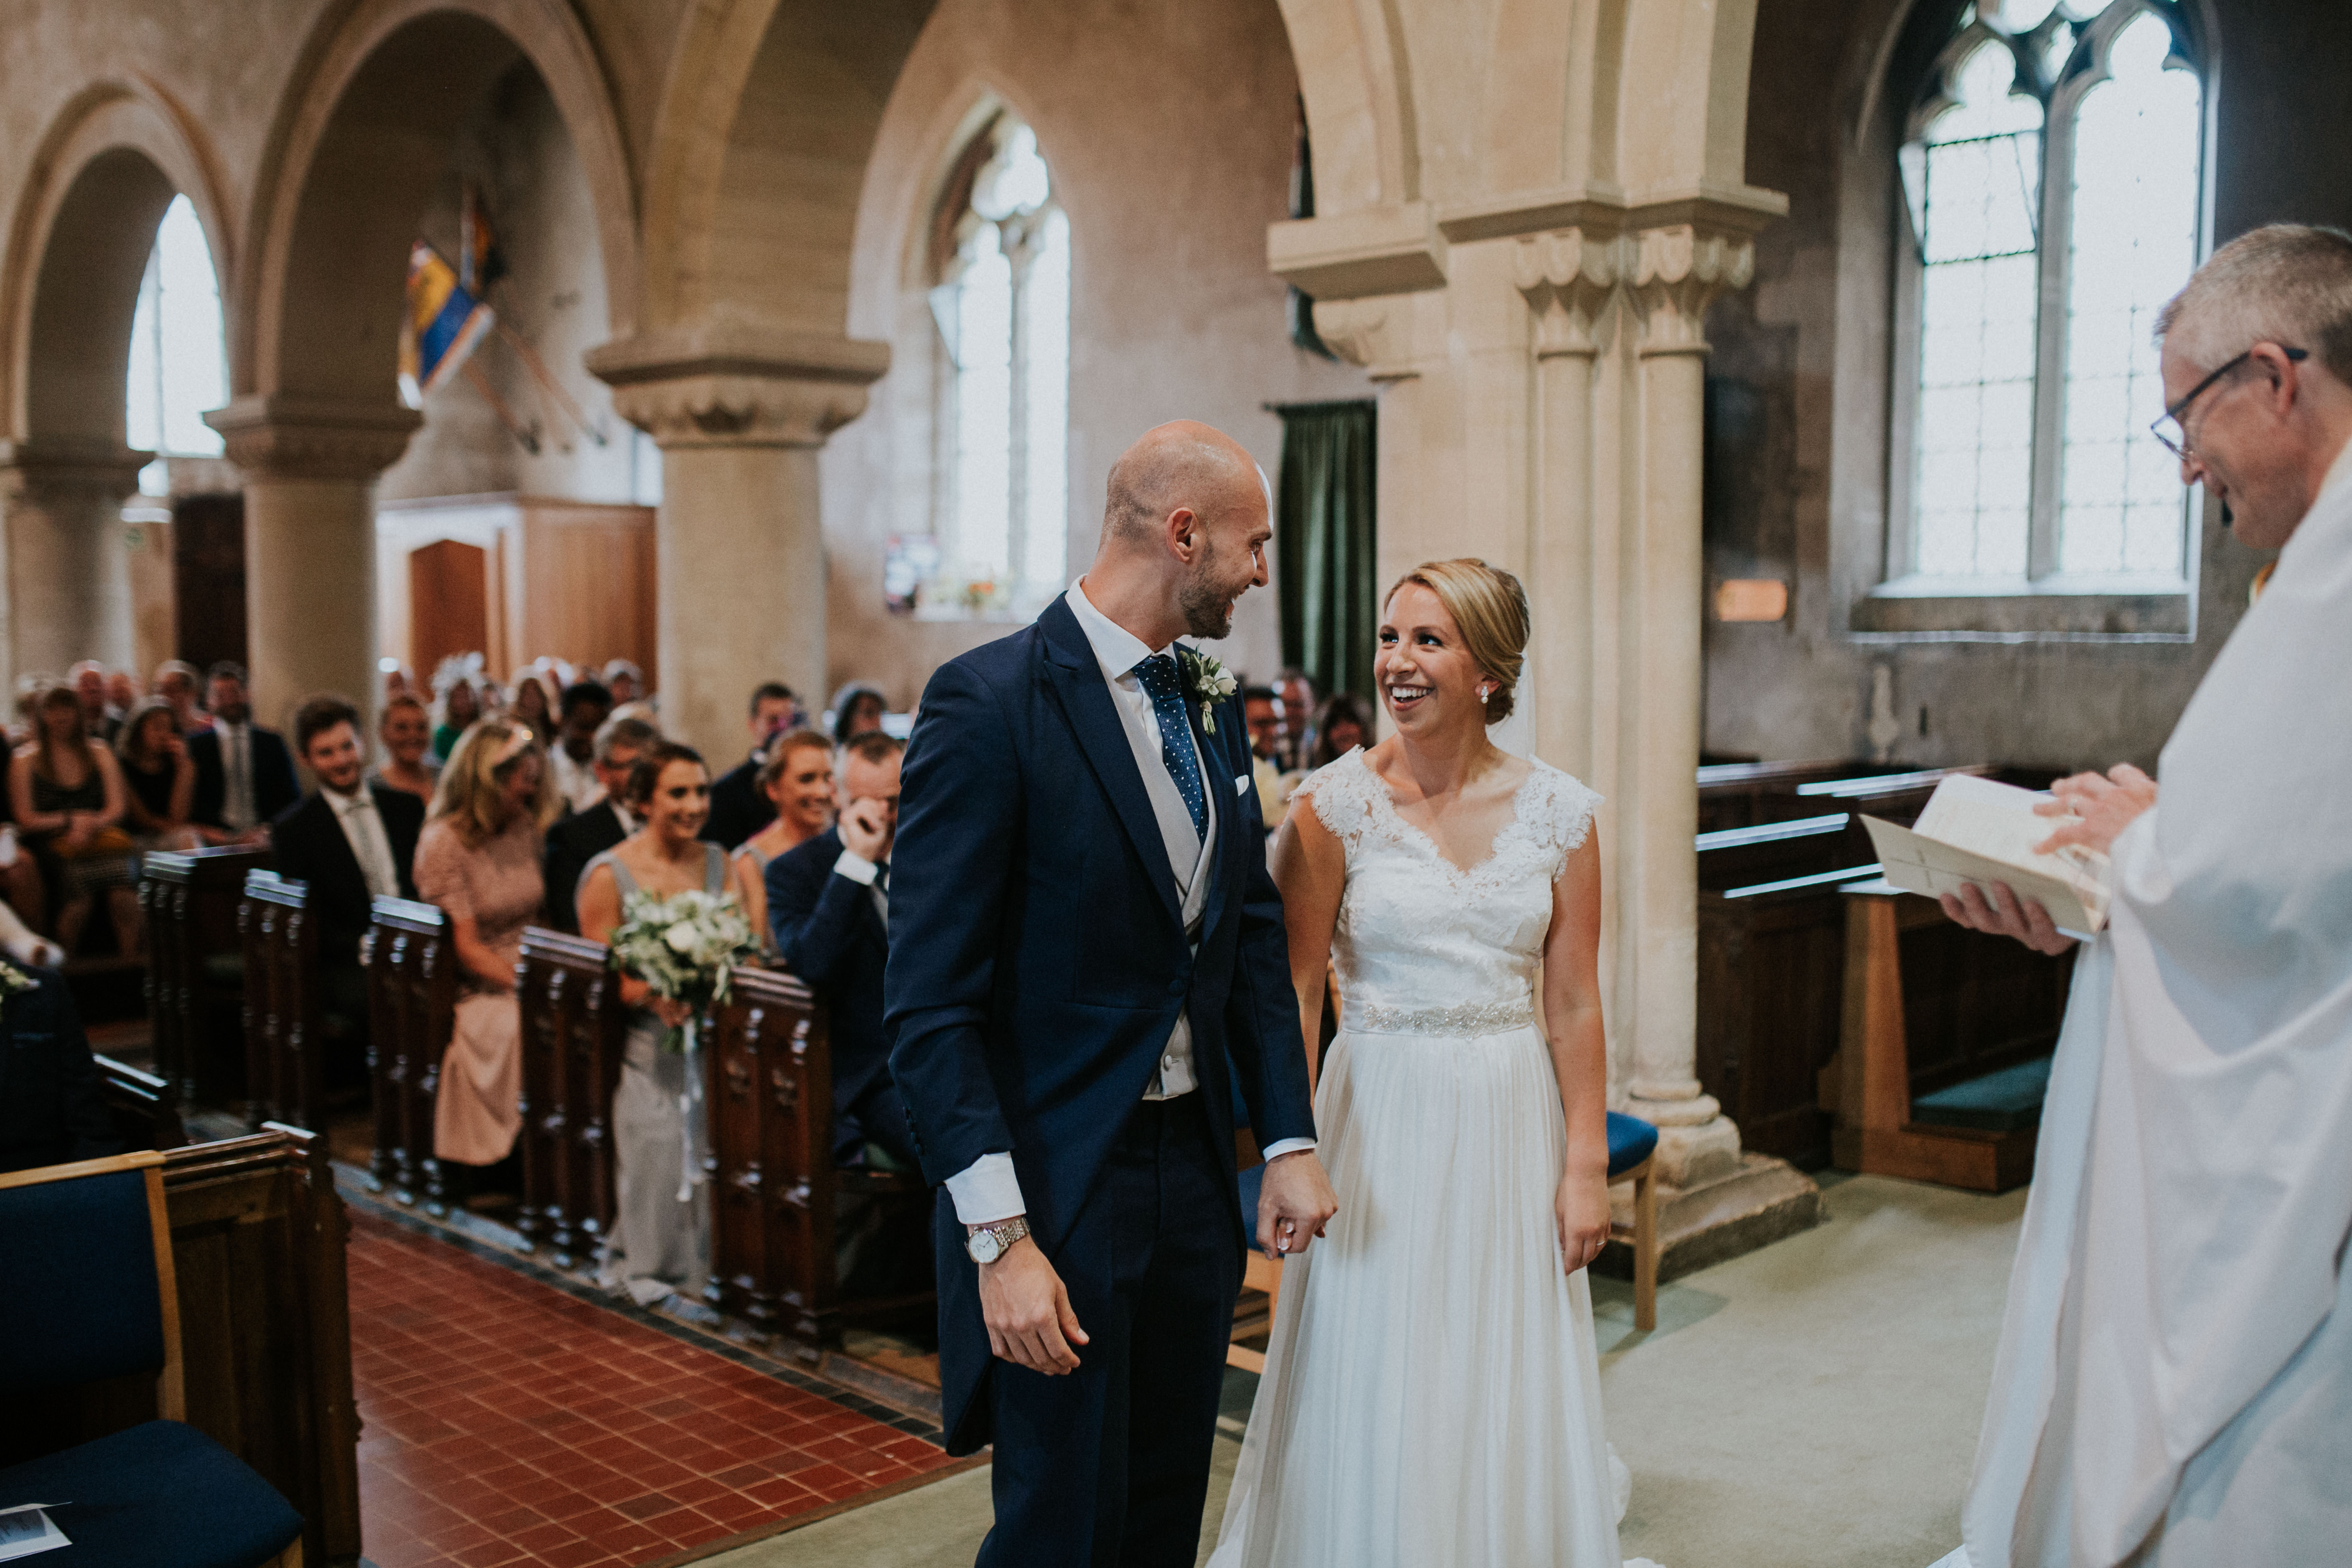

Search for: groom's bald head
xmin=1102 ymin=421 xmax=1268 ymax=546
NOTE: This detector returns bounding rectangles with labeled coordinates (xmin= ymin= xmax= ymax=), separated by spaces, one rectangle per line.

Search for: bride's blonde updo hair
xmin=1385 ymin=558 xmax=1530 ymax=723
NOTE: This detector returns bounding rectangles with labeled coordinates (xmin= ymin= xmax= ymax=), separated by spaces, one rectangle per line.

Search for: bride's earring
xmin=1477 ymin=682 xmax=1494 ymax=701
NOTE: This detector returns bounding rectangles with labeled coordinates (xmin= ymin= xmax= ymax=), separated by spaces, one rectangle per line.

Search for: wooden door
xmin=171 ymin=492 xmax=246 ymax=671
xmin=409 ymin=539 xmax=489 ymax=683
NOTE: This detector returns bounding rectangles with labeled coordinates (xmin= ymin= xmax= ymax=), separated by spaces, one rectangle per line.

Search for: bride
xmin=1212 ymin=557 xmax=1655 ymax=1568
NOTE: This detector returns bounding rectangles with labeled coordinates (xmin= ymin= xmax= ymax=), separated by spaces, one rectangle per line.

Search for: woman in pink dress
xmin=414 ymin=718 xmax=561 ymax=1178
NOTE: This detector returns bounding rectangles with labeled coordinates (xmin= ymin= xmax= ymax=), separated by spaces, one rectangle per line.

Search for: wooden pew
xmin=360 ymin=896 xmax=456 ymax=1214
xmin=1827 ymin=880 xmax=2075 ymax=1191
xmin=514 ymin=927 xmax=630 ymax=1269
xmin=1696 ymin=758 xmax=1871 ymax=832
xmin=0 ymin=1127 xmax=361 ymax=1568
xmin=704 ymin=967 xmax=934 ymax=1360
xmin=140 ymin=845 xmax=272 ymax=1104
xmin=94 ymin=1052 xmax=188 ymax=1152
xmin=241 ymin=869 xmax=323 ymax=1133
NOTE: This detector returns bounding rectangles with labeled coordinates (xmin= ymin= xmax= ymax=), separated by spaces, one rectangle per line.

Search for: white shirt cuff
xmin=1260 ymin=1138 xmax=1316 ymax=1162
xmin=944 ymin=1151 xmax=1025 ymax=1224
xmin=832 ymin=848 xmax=879 ymax=886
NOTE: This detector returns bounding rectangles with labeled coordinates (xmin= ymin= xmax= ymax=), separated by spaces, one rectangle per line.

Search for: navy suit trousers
xmin=972 ymin=1092 xmax=1237 ymax=1568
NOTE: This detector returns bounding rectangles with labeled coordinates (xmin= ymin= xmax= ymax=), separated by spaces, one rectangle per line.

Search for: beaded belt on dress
xmin=1346 ymin=995 xmax=1537 ymax=1036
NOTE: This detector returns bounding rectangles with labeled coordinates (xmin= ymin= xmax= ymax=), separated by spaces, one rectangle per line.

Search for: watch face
xmin=968 ymin=1229 xmax=1003 ymax=1264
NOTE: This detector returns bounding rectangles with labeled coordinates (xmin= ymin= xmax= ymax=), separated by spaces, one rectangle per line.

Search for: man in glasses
xmin=1934 ymin=224 xmax=2352 ymax=1568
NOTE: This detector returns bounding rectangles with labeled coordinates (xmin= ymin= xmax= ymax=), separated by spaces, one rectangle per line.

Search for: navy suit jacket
xmin=0 ymin=968 xmax=121 ymax=1174
xmin=270 ymin=785 xmax=423 ymax=967
xmin=188 ymin=725 xmax=300 ymax=830
xmin=766 ymin=826 xmax=892 ymax=1112
xmin=884 ymin=595 xmax=1316 ymax=1450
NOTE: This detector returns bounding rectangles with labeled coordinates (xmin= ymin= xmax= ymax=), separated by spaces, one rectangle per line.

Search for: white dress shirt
xmin=945 ymin=580 xmax=1313 ymax=1227
xmin=324 ymin=784 xmax=401 ymax=899
xmin=217 ymin=720 xmax=255 ymax=830
xmin=551 ymin=746 xmax=604 ymax=815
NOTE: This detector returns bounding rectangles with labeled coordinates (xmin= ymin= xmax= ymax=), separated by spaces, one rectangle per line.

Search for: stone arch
xmin=236 ymin=0 xmax=639 ymax=407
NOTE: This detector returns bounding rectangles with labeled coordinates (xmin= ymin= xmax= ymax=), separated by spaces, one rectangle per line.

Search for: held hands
xmin=1256 ymin=1149 xmax=1339 ymax=1260
xmin=840 ymin=797 xmax=893 ymax=863
xmin=1555 ymin=1168 xmax=1611 ymax=1275
xmin=976 ymin=1232 xmax=1089 ymax=1375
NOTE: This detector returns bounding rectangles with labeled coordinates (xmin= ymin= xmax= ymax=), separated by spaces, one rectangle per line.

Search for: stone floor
xmin=689 ymin=1174 xmax=2029 ymax=1568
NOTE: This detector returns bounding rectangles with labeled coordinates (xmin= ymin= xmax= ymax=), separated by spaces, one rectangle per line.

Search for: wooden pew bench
xmin=140 ymin=845 xmax=272 ymax=1105
xmin=359 ymin=896 xmax=456 ymax=1213
xmin=514 ymin=927 xmax=629 ymax=1269
xmin=241 ymin=869 xmax=325 ymax=1133
xmin=95 ymin=1053 xmax=188 ymax=1152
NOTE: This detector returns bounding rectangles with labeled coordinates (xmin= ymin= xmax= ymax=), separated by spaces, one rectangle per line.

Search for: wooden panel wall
xmin=408 ymin=539 xmax=490 ymax=689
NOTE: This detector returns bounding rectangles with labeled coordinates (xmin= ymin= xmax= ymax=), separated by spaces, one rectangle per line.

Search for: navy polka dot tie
xmin=1134 ymin=654 xmax=1207 ymax=843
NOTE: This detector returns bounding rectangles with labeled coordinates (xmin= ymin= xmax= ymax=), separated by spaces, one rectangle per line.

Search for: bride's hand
xmin=1555 ymin=1169 xmax=1611 ymax=1275
xmin=648 ymin=994 xmax=693 ymax=1028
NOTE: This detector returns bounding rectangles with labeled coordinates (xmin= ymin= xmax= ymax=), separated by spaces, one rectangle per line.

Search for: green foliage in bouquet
xmin=606 ymin=888 xmax=760 ymax=1052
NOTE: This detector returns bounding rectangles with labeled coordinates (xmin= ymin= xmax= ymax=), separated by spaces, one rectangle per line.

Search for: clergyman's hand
xmin=2033 ymin=764 xmax=2157 ymax=859
xmin=1940 ymin=880 xmax=2076 ymax=956
xmin=976 ymin=1233 xmax=1088 ymax=1375
xmin=1256 ymin=1150 xmax=1338 ymax=1260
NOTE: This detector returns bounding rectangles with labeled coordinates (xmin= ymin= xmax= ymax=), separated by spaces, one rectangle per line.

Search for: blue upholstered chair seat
xmin=0 ymin=1420 xmax=303 ymax=1568
xmin=1607 ymin=1111 xmax=1658 ymax=1177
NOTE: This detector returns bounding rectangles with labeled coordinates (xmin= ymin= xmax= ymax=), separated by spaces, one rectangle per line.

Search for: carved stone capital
xmin=1309 ymin=296 xmax=1419 ymax=382
xmin=1627 ymin=224 xmax=1756 ymax=357
xmin=587 ymin=318 xmax=891 ymax=450
xmin=204 ymin=396 xmax=423 ymax=481
xmin=1512 ymin=228 xmax=1634 ymax=359
xmin=0 ymin=437 xmax=153 ymax=501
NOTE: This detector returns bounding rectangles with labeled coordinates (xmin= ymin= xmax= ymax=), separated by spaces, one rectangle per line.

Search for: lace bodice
xmin=1300 ymin=748 xmax=1601 ymax=1036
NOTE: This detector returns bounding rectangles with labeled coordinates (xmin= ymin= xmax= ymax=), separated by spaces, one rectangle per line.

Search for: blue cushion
xmin=1912 ymin=1056 xmax=2053 ymax=1133
xmin=0 ymin=1419 xmax=302 ymax=1568
xmin=0 ymin=1168 xmax=163 ymax=1395
xmin=1607 ymin=1111 xmax=1658 ymax=1178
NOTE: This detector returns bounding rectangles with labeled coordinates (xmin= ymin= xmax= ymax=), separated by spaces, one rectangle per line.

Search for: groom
xmin=886 ymin=420 xmax=1337 ymax=1565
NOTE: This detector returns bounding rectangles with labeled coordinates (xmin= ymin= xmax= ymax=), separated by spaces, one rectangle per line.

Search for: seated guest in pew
xmin=601 ymin=659 xmax=642 ymax=707
xmin=731 ymin=728 xmax=834 ymax=957
xmin=828 ymin=681 xmax=888 ymax=745
xmin=766 ymin=731 xmax=918 ymax=1171
xmin=702 ymin=681 xmax=801 ymax=850
xmin=369 ymin=692 xmax=439 ymax=804
xmin=0 ymin=960 xmax=121 ymax=1174
xmin=114 ymin=700 xmax=203 ymax=854
xmin=272 ymin=695 xmax=425 ymax=1089
xmin=576 ymin=741 xmax=726 ymax=1307
xmin=150 ymin=659 xmax=206 ymax=735
xmin=541 ymin=715 xmax=659 ymax=933
xmin=188 ymin=662 xmax=299 ymax=846
xmin=547 ymin=679 xmax=613 ymax=815
xmin=415 ymin=719 xmax=559 ymax=1197
xmin=13 ymin=683 xmax=141 ymax=957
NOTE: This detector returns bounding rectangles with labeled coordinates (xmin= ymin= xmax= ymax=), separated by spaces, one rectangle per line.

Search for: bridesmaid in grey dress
xmin=574 ymin=740 xmax=728 ymax=1308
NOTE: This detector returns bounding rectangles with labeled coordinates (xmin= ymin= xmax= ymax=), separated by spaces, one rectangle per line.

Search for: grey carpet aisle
xmin=699 ymin=1174 xmax=2027 ymax=1568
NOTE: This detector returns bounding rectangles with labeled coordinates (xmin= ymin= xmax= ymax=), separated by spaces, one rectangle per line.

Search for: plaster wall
xmin=820 ymin=0 xmax=1371 ymax=711
xmin=1706 ymin=0 xmax=2352 ymax=774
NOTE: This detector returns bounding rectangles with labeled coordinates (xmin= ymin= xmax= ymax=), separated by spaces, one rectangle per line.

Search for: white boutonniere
xmin=1176 ymin=647 xmax=1238 ymax=733
xmin=0 ymin=959 xmax=38 ymax=996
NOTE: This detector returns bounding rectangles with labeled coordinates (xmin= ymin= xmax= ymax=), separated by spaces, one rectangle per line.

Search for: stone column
xmin=0 ymin=438 xmax=150 ymax=693
xmin=205 ymin=397 xmax=421 ymax=735
xmin=588 ymin=327 xmax=888 ymax=767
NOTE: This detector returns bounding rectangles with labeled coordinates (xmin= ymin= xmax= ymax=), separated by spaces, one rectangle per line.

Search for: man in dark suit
xmin=886 ymin=421 xmax=1334 ymax=1564
xmin=701 ymin=681 xmax=800 ymax=849
xmin=766 ymin=731 xmax=916 ymax=1169
xmin=271 ymin=695 xmax=424 ymax=1086
xmin=0 ymin=965 xmax=122 ymax=1174
xmin=542 ymin=715 xmax=659 ymax=932
xmin=189 ymin=662 xmax=298 ymax=843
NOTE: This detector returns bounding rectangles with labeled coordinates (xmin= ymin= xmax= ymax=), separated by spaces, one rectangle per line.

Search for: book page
xmin=1912 ymin=775 xmax=2111 ymax=906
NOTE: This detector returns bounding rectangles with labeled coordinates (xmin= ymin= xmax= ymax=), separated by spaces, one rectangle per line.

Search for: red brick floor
xmin=349 ymin=1209 xmax=957 ymax=1568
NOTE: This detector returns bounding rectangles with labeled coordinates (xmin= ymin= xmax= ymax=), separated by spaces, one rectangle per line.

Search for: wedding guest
xmin=542 ymin=714 xmax=657 ymax=933
xmin=828 ymin=681 xmax=888 ymax=745
xmin=1243 ymin=685 xmax=1287 ymax=826
xmin=0 ymin=962 xmax=121 ymax=1175
xmin=577 ymin=741 xmax=724 ymax=1307
xmin=69 ymin=661 xmax=119 ymax=744
xmin=188 ymin=662 xmax=298 ymax=844
xmin=114 ymin=700 xmax=201 ymax=852
xmin=104 ymin=668 xmax=140 ymax=720
xmin=767 ymin=731 xmax=917 ymax=1169
xmin=505 ymin=667 xmax=555 ymax=746
xmin=151 ymin=660 xmax=206 ymax=733
xmin=272 ymin=695 xmax=423 ymax=1086
xmin=414 ymin=719 xmax=558 ymax=1192
xmin=12 ymin=685 xmax=140 ymax=955
xmin=430 ymin=668 xmax=482 ymax=763
xmin=8 ymin=677 xmax=49 ymax=750
xmin=547 ymin=679 xmax=613 ymax=815
xmin=379 ymin=663 xmax=413 ymax=704
xmin=1307 ymin=691 xmax=1370 ymax=769
xmin=702 ymin=681 xmax=799 ymax=849
xmin=1276 ymin=668 xmax=1318 ymax=769
xmin=369 ymin=693 xmax=439 ymax=802
xmin=731 ymin=728 xmax=833 ymax=957
xmin=601 ymin=659 xmax=642 ymax=706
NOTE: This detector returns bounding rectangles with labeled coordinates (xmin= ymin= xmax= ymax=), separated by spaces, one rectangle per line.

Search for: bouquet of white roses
xmin=606 ymin=888 xmax=760 ymax=1052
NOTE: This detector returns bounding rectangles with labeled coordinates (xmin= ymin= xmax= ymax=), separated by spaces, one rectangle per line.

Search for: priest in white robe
xmin=1933 ymin=224 xmax=2352 ymax=1568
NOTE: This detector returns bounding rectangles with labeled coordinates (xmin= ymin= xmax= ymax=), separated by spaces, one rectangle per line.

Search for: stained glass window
xmin=1897 ymin=1 xmax=2204 ymax=590
xmin=125 ymin=194 xmax=226 ymax=495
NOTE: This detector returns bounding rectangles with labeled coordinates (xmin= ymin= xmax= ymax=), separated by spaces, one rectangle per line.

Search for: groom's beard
xmin=1180 ymin=549 xmax=1242 ymax=640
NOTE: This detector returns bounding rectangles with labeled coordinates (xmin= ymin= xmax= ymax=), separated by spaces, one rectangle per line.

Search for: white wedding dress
xmin=1211 ymin=748 xmax=1656 ymax=1568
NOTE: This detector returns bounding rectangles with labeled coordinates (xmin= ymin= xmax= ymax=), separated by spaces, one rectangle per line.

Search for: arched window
xmin=929 ymin=113 xmax=1069 ymax=616
xmin=1894 ymin=1 xmax=2204 ymax=591
xmin=125 ymin=194 xmax=227 ymax=495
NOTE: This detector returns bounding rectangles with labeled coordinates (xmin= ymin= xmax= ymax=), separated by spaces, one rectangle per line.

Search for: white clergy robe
xmin=1940 ymin=442 xmax=2352 ymax=1568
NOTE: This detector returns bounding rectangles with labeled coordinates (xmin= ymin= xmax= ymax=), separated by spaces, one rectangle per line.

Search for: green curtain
xmin=1275 ymin=400 xmax=1377 ymax=704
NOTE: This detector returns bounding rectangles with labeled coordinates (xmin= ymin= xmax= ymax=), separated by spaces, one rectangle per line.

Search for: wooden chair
xmin=0 ymin=1150 xmax=305 ymax=1567
xmin=240 ymin=870 xmax=323 ymax=1133
xmin=359 ymin=896 xmax=457 ymax=1213
xmin=514 ymin=927 xmax=630 ymax=1268
xmin=141 ymin=846 xmax=272 ymax=1105
xmin=1606 ymin=1116 xmax=1660 ymax=1332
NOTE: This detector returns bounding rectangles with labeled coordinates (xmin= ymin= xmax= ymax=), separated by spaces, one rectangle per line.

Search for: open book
xmin=1861 ymin=774 xmax=2112 ymax=937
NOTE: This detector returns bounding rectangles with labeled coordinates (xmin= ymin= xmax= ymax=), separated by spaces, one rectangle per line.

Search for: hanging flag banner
xmin=402 ymin=240 xmax=494 ymax=397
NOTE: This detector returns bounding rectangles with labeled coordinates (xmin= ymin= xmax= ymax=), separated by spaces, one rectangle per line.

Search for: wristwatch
xmin=965 ymin=1215 xmax=1031 ymax=1265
